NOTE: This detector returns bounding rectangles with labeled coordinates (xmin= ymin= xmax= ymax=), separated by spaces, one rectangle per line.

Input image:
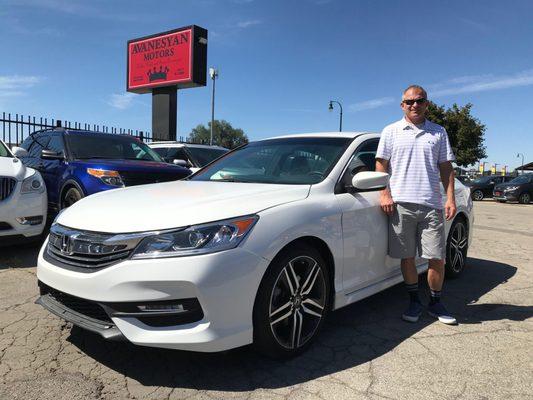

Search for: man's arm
xmin=439 ymin=161 xmax=456 ymax=220
xmin=376 ymin=158 xmax=394 ymax=215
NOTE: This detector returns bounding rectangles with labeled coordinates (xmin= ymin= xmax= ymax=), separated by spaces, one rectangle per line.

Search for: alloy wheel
xmin=449 ymin=222 xmax=468 ymax=274
xmin=62 ymin=188 xmax=83 ymax=209
xmin=472 ymin=190 xmax=483 ymax=201
xmin=519 ymin=193 xmax=530 ymax=204
xmin=268 ymin=255 xmax=326 ymax=350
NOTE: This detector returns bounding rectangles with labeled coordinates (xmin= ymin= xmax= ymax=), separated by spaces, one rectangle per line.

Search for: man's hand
xmin=380 ymin=191 xmax=395 ymax=215
xmin=444 ymin=199 xmax=456 ymax=220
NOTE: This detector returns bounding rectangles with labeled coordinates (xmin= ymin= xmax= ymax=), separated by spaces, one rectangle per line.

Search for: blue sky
xmin=0 ymin=0 xmax=532 ymax=170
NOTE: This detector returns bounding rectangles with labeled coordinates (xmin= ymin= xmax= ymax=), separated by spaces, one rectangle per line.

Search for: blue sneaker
xmin=428 ymin=302 xmax=457 ymax=325
xmin=402 ymin=301 xmax=424 ymax=322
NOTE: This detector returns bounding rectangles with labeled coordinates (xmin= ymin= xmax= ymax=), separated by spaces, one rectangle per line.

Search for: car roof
xmin=149 ymin=141 xmax=228 ymax=150
xmin=263 ymin=131 xmax=377 ymax=140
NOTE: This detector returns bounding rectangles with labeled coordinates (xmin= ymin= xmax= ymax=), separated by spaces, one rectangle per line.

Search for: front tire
xmin=518 ymin=192 xmax=531 ymax=204
xmin=472 ymin=190 xmax=484 ymax=201
xmin=61 ymin=187 xmax=83 ymax=209
xmin=445 ymin=218 xmax=468 ymax=278
xmin=253 ymin=245 xmax=330 ymax=358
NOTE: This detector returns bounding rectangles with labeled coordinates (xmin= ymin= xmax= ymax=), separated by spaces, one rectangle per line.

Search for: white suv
xmin=149 ymin=142 xmax=228 ymax=173
xmin=0 ymin=140 xmax=47 ymax=245
xmin=36 ymin=132 xmax=473 ymax=357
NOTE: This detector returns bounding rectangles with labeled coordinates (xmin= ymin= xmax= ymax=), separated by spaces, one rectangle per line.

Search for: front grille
xmin=39 ymin=282 xmax=113 ymax=323
xmin=45 ymin=225 xmax=145 ymax=271
xmin=120 ymin=171 xmax=184 ymax=187
xmin=0 ymin=222 xmax=13 ymax=231
xmin=0 ymin=177 xmax=16 ymax=201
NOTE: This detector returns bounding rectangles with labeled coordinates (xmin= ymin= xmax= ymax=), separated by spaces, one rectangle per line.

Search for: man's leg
xmin=420 ymin=209 xmax=457 ymax=325
xmin=400 ymin=257 xmax=424 ymax=322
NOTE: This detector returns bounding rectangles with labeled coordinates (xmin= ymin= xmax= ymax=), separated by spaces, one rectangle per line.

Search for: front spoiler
xmin=36 ymin=294 xmax=125 ymax=341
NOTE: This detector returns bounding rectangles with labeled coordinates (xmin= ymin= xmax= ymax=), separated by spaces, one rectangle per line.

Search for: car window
xmin=0 ymin=141 xmax=12 ymax=158
xmin=167 ymin=148 xmax=190 ymax=163
xmin=66 ymin=133 xmax=164 ymax=162
xmin=509 ymin=175 xmax=531 ymax=184
xmin=191 ymin=137 xmax=351 ymax=184
xmin=46 ymin=134 xmax=66 ymax=155
xmin=335 ymin=139 xmax=378 ymax=192
xmin=187 ymin=147 xmax=228 ymax=167
xmin=28 ymin=134 xmax=50 ymax=158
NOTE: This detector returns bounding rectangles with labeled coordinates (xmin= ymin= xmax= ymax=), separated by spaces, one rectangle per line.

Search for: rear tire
xmin=445 ymin=218 xmax=468 ymax=278
xmin=472 ymin=190 xmax=483 ymax=201
xmin=61 ymin=187 xmax=83 ymax=209
xmin=253 ymin=245 xmax=330 ymax=358
xmin=518 ymin=192 xmax=531 ymax=204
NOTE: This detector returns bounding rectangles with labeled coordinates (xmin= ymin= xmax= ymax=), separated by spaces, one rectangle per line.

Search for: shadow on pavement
xmin=64 ymin=256 xmax=529 ymax=391
xmin=0 ymin=239 xmax=44 ymax=270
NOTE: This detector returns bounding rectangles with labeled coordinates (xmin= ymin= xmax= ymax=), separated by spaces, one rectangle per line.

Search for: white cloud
xmin=0 ymin=75 xmax=41 ymax=101
xmin=237 ymin=20 xmax=261 ymax=28
xmin=107 ymin=93 xmax=136 ymax=110
xmin=349 ymin=97 xmax=395 ymax=112
xmin=430 ymin=69 xmax=533 ymax=97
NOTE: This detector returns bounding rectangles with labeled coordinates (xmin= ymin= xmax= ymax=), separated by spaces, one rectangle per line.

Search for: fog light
xmin=137 ymin=304 xmax=185 ymax=313
xmin=16 ymin=216 xmax=43 ymax=226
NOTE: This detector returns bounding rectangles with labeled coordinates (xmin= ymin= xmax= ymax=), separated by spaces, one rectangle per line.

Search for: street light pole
xmin=328 ymin=100 xmax=343 ymax=132
xmin=517 ymin=153 xmax=525 ymax=175
xmin=209 ymin=67 xmax=219 ymax=146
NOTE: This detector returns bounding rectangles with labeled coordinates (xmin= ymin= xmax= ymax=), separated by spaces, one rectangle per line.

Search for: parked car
xmin=35 ymin=132 xmax=473 ymax=357
xmin=466 ymin=175 xmax=515 ymax=201
xmin=149 ymin=142 xmax=229 ymax=173
xmin=12 ymin=129 xmax=191 ymax=212
xmin=0 ymin=139 xmax=47 ymax=245
xmin=493 ymin=174 xmax=532 ymax=204
xmin=456 ymin=175 xmax=473 ymax=185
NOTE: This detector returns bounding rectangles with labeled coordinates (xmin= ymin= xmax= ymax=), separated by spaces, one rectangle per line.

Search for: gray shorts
xmin=389 ymin=202 xmax=446 ymax=260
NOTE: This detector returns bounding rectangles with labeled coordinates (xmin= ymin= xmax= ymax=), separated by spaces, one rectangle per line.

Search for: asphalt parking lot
xmin=0 ymin=200 xmax=531 ymax=400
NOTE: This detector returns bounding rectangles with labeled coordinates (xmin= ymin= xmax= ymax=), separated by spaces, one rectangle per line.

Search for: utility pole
xmin=209 ymin=67 xmax=219 ymax=146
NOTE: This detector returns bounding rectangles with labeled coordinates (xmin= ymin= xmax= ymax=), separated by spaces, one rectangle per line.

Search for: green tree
xmin=426 ymin=102 xmax=487 ymax=167
xmin=188 ymin=120 xmax=248 ymax=149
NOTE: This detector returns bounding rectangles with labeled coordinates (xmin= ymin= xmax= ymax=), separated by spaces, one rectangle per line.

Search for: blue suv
xmin=17 ymin=129 xmax=191 ymax=211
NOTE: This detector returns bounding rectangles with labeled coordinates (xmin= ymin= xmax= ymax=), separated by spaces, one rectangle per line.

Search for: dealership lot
xmin=0 ymin=201 xmax=531 ymax=400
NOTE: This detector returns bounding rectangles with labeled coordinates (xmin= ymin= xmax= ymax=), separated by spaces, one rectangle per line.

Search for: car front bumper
xmin=36 ymin=240 xmax=269 ymax=352
xmin=493 ymin=190 xmax=519 ymax=201
xmin=0 ymin=186 xmax=47 ymax=242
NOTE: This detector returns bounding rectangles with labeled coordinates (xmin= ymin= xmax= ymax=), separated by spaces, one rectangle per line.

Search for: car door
xmin=42 ymin=133 xmax=68 ymax=207
xmin=335 ymin=139 xmax=399 ymax=293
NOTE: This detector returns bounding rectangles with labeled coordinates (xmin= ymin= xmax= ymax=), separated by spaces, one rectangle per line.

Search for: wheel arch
xmin=259 ymin=236 xmax=336 ymax=311
xmin=59 ymin=179 xmax=85 ymax=203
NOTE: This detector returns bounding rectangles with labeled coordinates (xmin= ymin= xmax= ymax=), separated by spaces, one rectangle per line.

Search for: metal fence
xmin=1 ymin=111 xmax=155 ymax=147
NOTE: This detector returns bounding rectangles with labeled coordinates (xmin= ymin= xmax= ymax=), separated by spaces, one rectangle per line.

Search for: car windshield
xmin=187 ymin=147 xmax=228 ymax=167
xmin=66 ymin=133 xmax=164 ymax=162
xmin=0 ymin=141 xmax=12 ymax=158
xmin=472 ymin=176 xmax=493 ymax=184
xmin=191 ymin=137 xmax=352 ymax=184
xmin=509 ymin=175 xmax=530 ymax=184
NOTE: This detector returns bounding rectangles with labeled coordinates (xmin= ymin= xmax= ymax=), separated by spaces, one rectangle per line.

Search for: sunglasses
xmin=402 ymin=98 xmax=427 ymax=106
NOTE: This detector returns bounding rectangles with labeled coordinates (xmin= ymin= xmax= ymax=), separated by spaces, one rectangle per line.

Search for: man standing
xmin=375 ymin=85 xmax=457 ymax=325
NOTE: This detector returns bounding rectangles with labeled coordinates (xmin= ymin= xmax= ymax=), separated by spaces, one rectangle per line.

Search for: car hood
xmin=494 ymin=182 xmax=519 ymax=190
xmin=71 ymin=159 xmax=191 ymax=174
xmin=0 ymin=156 xmax=32 ymax=180
xmin=57 ymin=181 xmax=311 ymax=233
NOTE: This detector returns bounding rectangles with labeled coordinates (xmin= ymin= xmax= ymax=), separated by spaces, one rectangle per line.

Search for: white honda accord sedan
xmin=36 ymin=132 xmax=473 ymax=357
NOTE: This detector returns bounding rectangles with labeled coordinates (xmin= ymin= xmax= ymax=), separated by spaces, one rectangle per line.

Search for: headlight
xmin=131 ymin=215 xmax=259 ymax=259
xmin=87 ymin=168 xmax=124 ymax=187
xmin=504 ymin=186 xmax=519 ymax=191
xmin=20 ymin=174 xmax=45 ymax=194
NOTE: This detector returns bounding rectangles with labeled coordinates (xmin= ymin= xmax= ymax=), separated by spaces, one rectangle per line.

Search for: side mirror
xmin=351 ymin=171 xmax=389 ymax=191
xmin=173 ymin=159 xmax=189 ymax=167
xmin=41 ymin=149 xmax=64 ymax=160
xmin=11 ymin=146 xmax=28 ymax=157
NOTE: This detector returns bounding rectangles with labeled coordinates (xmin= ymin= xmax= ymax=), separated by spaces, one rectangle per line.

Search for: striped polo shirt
xmin=376 ymin=118 xmax=455 ymax=210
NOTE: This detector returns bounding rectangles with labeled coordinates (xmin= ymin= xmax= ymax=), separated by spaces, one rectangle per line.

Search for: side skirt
xmin=333 ymin=262 xmax=429 ymax=310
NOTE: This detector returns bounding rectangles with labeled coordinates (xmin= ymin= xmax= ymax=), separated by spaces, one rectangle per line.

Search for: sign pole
xmin=152 ymin=87 xmax=177 ymax=141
